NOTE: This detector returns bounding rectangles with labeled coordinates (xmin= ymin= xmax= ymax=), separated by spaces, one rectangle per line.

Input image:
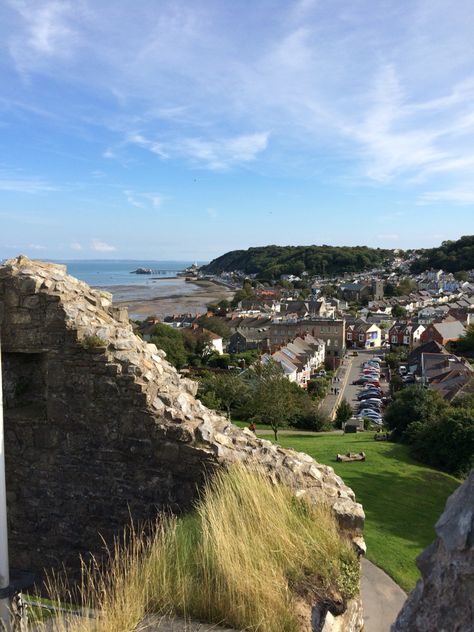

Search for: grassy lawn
xmin=273 ymin=432 xmax=461 ymax=592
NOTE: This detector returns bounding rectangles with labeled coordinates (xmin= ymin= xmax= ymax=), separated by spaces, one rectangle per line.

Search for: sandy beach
xmin=105 ymin=279 xmax=234 ymax=320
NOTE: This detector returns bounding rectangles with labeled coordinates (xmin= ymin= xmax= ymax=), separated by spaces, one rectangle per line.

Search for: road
xmin=342 ymin=349 xmax=389 ymax=421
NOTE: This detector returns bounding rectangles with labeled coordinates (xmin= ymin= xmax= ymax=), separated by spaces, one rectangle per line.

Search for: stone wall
xmin=392 ymin=470 xmax=474 ymax=632
xmin=0 ymin=256 xmax=364 ymax=629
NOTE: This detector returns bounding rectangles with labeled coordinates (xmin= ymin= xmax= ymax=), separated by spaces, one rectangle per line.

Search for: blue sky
xmin=1 ymin=0 xmax=474 ymax=261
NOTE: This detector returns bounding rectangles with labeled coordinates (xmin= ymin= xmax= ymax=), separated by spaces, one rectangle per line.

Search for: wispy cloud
xmin=123 ymin=189 xmax=164 ymax=208
xmin=0 ymin=170 xmax=58 ymax=194
xmin=27 ymin=243 xmax=46 ymax=250
xmin=127 ymin=132 xmax=269 ymax=170
xmin=70 ymin=241 xmax=82 ymax=250
xmin=7 ymin=0 xmax=81 ymax=74
xmin=418 ymin=187 xmax=474 ymax=205
xmin=91 ymin=239 xmax=116 ymax=252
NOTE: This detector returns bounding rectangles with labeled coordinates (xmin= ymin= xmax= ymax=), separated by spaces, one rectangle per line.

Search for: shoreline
xmin=104 ymin=278 xmax=234 ymax=320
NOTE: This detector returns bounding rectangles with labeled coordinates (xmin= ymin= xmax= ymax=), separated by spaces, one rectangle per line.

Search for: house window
xmin=347 ymin=333 xmax=352 ymax=341
xmin=359 ymin=334 xmax=364 ymax=341
xmin=391 ymin=335 xmax=398 ymax=343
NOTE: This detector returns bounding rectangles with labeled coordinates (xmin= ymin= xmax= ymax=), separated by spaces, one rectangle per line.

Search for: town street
xmin=340 ymin=349 xmax=389 ymax=420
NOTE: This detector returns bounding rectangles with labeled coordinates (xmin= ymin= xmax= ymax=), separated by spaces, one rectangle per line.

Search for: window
xmin=359 ymin=334 xmax=364 ymax=341
xmin=347 ymin=332 xmax=352 ymax=341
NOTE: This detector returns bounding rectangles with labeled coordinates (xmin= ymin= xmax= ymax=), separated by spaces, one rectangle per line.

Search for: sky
xmin=1 ymin=0 xmax=474 ymax=261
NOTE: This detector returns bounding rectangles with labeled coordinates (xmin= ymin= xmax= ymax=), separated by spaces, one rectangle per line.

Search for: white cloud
xmin=91 ymin=239 xmax=116 ymax=252
xmin=70 ymin=241 xmax=82 ymax=250
xmin=128 ymin=132 xmax=269 ymax=170
xmin=123 ymin=190 xmax=164 ymax=208
xmin=7 ymin=0 xmax=80 ymax=73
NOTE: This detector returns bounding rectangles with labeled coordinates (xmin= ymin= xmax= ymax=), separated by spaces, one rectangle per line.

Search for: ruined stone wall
xmin=0 ymin=257 xmax=364 ymax=602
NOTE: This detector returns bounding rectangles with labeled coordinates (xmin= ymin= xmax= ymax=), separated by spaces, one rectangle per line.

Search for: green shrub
xmin=81 ymin=335 xmax=107 ymax=349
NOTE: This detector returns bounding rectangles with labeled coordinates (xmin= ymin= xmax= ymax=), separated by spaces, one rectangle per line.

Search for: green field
xmin=271 ymin=432 xmax=460 ymax=592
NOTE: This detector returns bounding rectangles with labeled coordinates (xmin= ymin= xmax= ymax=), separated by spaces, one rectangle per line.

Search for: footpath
xmin=319 ymin=355 xmax=353 ymax=419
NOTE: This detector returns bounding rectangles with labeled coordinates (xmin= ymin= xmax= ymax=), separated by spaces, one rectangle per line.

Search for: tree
xmin=406 ymin=409 xmax=474 ymax=476
xmin=384 ymin=386 xmax=447 ymax=439
xmin=149 ymin=324 xmax=188 ymax=369
xmin=392 ymin=304 xmax=407 ymax=319
xmin=199 ymin=372 xmax=250 ymax=421
xmin=335 ymin=398 xmax=353 ymax=428
xmin=307 ymin=378 xmax=329 ymax=400
xmin=457 ymin=324 xmax=474 ymax=353
xmin=250 ymin=361 xmax=295 ymax=441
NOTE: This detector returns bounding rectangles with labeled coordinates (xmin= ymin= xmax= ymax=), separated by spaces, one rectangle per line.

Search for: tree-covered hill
xmin=411 ymin=235 xmax=474 ymax=273
xmin=202 ymin=245 xmax=395 ymax=278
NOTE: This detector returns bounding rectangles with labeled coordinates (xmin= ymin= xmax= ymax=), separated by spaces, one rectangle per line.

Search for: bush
xmin=291 ymin=403 xmax=332 ymax=431
xmin=406 ymin=410 xmax=474 ymax=476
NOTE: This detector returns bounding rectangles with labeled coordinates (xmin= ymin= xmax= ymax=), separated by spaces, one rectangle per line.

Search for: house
xmin=228 ymin=316 xmax=272 ymax=352
xmin=388 ymin=321 xmax=425 ymax=348
xmin=346 ymin=319 xmax=381 ymax=349
xmin=191 ymin=326 xmax=224 ymax=355
xmin=265 ymin=334 xmax=325 ymax=387
xmin=420 ymin=319 xmax=466 ymax=346
xmin=340 ymin=282 xmax=371 ymax=302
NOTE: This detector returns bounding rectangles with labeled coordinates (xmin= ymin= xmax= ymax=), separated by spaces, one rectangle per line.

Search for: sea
xmin=55 ymin=259 xmax=205 ymax=302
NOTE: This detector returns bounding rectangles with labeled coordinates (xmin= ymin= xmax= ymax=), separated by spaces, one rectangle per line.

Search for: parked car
xmin=398 ymin=366 xmax=408 ymax=376
xmin=316 ymin=369 xmax=327 ymax=377
xmin=358 ymin=393 xmax=382 ymax=402
xmin=358 ymin=411 xmax=382 ymax=421
xmin=359 ymin=401 xmax=382 ymax=409
xmin=358 ymin=409 xmax=382 ymax=417
xmin=358 ymin=403 xmax=382 ymax=412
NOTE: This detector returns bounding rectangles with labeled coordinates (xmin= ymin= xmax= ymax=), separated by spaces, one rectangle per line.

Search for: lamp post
xmin=0 ymin=334 xmax=11 ymax=630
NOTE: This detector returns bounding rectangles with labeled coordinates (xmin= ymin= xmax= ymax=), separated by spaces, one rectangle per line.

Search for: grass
xmin=273 ymin=432 xmax=461 ymax=592
xmin=43 ymin=464 xmax=358 ymax=632
xmin=232 ymin=419 xmax=285 ymax=430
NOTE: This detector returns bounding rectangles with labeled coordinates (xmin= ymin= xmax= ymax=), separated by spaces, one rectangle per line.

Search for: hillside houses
xmin=406 ymin=341 xmax=474 ymax=401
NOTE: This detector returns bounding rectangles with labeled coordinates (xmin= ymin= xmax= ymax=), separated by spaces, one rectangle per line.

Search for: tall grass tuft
xmin=39 ymin=464 xmax=359 ymax=632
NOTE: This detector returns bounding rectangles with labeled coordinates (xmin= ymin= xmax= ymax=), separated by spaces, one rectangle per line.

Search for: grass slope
xmin=273 ymin=432 xmax=460 ymax=592
xmin=47 ymin=465 xmax=358 ymax=632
